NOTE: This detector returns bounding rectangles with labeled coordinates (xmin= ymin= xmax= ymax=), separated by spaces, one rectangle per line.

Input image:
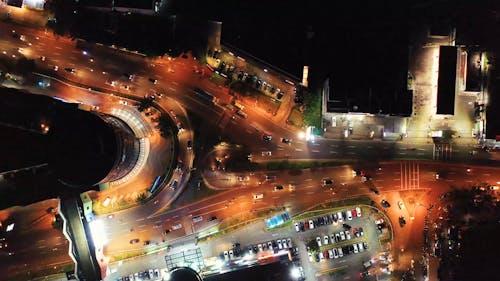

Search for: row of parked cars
xmin=118 ymin=269 xmax=161 ymax=281
xmin=316 ymin=227 xmax=365 ymax=247
xmin=294 ymin=207 xmax=362 ymax=232
xmin=308 ymin=241 xmax=369 ymax=262
xmin=222 ymin=238 xmax=294 ymax=261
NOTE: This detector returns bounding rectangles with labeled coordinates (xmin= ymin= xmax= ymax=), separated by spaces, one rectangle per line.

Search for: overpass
xmin=59 ymin=195 xmax=102 ymax=281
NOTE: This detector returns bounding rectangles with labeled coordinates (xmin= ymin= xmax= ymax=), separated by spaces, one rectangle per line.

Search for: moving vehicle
xmin=261 ymin=151 xmax=272 ymax=156
xmin=398 ymin=200 xmax=405 ymax=209
xmin=253 ymin=193 xmax=264 ymax=200
xmin=274 ymin=185 xmax=284 ymax=191
xmin=322 ymin=178 xmax=334 ymax=186
xmin=236 ymin=110 xmax=248 ymax=118
xmin=381 ymin=200 xmax=391 ymax=208
xmin=262 ymin=135 xmax=272 ymax=141
xmin=148 ymin=77 xmax=158 ymax=84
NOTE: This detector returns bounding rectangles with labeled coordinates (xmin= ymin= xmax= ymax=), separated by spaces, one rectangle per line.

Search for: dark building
xmin=436 ymin=46 xmax=457 ymax=115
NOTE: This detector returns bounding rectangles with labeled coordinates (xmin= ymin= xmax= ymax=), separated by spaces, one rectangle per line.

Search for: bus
xmin=149 ymin=175 xmax=162 ymax=194
xmin=193 ymin=87 xmax=218 ymax=104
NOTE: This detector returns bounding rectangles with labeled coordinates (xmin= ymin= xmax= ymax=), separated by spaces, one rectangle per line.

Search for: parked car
xmin=324 ymin=235 xmax=329 ymax=245
xmin=339 ymin=231 xmax=346 ymax=241
xmin=309 ymin=220 xmax=314 ymax=229
xmin=316 ymin=237 xmax=322 ymax=247
xmin=356 ymin=207 xmax=362 ymax=217
xmin=353 ymin=243 xmax=359 ymax=253
xmin=338 ymin=247 xmax=344 ymax=257
xmin=346 ymin=210 xmax=353 ymax=220
xmin=294 ymin=222 xmax=300 ymax=232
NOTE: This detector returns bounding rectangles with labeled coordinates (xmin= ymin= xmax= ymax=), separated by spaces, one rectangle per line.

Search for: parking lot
xmin=290 ymin=206 xmax=392 ymax=281
xmin=197 ymin=204 xmax=393 ymax=281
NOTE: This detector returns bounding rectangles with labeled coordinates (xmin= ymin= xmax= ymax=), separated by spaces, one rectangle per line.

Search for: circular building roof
xmin=169 ymin=267 xmax=203 ymax=281
xmin=48 ymin=109 xmax=117 ymax=187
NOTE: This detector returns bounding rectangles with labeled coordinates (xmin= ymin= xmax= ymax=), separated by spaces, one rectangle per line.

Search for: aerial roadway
xmin=0 ymin=16 xmax=499 ymax=281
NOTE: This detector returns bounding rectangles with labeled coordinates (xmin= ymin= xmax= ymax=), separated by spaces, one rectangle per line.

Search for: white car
xmin=324 ymin=235 xmax=329 ymax=245
xmin=268 ymin=241 xmax=273 ymax=249
xmin=258 ymin=243 xmax=263 ymax=251
xmin=345 ymin=230 xmax=351 ymax=240
xmin=309 ymin=220 xmax=314 ymax=229
xmin=337 ymin=211 xmax=343 ymax=222
xmin=358 ymin=242 xmax=365 ymax=252
xmin=223 ymin=251 xmax=229 ymax=261
xmin=294 ymin=222 xmax=300 ymax=232
xmin=356 ymin=207 xmax=362 ymax=217
xmin=330 ymin=234 xmax=336 ymax=243
xmin=261 ymin=151 xmax=272 ymax=156
xmin=332 ymin=248 xmax=339 ymax=258
xmin=338 ymin=247 xmax=344 ymax=257
xmin=398 ymin=201 xmax=405 ymax=210
xmin=339 ymin=231 xmax=346 ymax=241
xmin=318 ymin=251 xmax=324 ymax=260
xmin=353 ymin=243 xmax=359 ymax=253
xmin=346 ymin=210 xmax=353 ymax=220
xmin=308 ymin=251 xmax=313 ymax=262
xmin=328 ymin=249 xmax=334 ymax=259
xmin=316 ymin=236 xmax=322 ymax=247
xmin=286 ymin=238 xmax=292 ymax=248
xmin=277 ymin=240 xmax=282 ymax=249
xmin=229 ymin=250 xmax=234 ymax=259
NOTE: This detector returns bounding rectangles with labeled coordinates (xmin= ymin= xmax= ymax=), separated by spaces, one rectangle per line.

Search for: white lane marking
xmin=330 ymin=151 xmax=337 ymax=154
xmin=168 ymin=87 xmax=177 ymax=92
xmin=312 ymin=150 xmax=320 ymax=153
xmin=306 ymin=192 xmax=315 ymax=195
xmin=330 ymin=144 xmax=338 ymax=148
xmin=295 ymin=148 xmax=303 ymax=152
xmin=399 ymin=152 xmax=406 ymax=155
xmin=375 ymin=179 xmax=383 ymax=182
xmin=136 ymin=218 xmax=145 ymax=221
xmin=305 ymin=185 xmax=314 ymax=189
xmin=347 ymin=146 xmax=356 ymax=148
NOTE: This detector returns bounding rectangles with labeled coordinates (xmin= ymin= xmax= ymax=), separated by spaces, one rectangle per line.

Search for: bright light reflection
xmin=89 ymin=219 xmax=107 ymax=248
xmin=291 ymin=267 xmax=300 ymax=279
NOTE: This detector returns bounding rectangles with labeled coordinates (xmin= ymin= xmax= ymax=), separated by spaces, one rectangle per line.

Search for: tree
xmin=303 ymin=90 xmax=322 ymax=129
xmin=137 ymin=97 xmax=154 ymax=112
xmin=136 ymin=192 xmax=148 ymax=204
xmin=306 ymin=239 xmax=319 ymax=252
